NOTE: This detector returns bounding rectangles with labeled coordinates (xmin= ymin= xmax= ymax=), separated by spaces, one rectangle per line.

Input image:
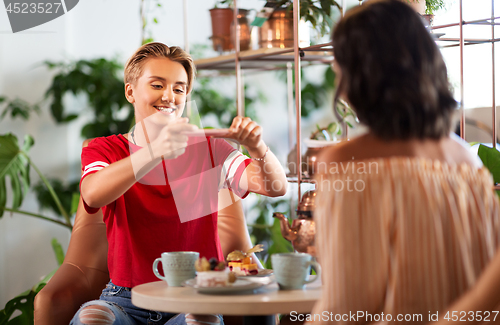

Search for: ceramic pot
xmin=230 ymin=9 xmax=251 ymax=51
xmin=259 ymin=9 xmax=294 ymax=49
xmin=303 ymin=147 xmax=324 ymax=177
xmin=210 ymin=8 xmax=234 ymax=52
xmin=422 ymin=14 xmax=434 ymax=28
xmin=303 ymin=139 xmax=338 ymax=177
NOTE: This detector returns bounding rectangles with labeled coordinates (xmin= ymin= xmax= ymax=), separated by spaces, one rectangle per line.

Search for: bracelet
xmin=251 ymin=146 xmax=269 ymax=162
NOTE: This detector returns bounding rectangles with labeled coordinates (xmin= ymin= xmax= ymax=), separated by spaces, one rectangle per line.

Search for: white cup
xmin=153 ymin=251 xmax=199 ymax=287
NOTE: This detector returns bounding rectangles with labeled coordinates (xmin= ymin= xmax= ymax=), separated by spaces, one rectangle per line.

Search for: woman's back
xmin=308 ymin=1 xmax=500 ymax=322
xmin=312 ymin=148 xmax=500 ymax=323
xmin=326 ymin=133 xmax=480 ymax=167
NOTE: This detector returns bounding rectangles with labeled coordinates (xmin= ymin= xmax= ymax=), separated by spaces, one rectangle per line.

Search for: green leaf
xmin=478 ymin=144 xmax=500 ymax=184
xmin=143 ymin=37 xmax=154 ymax=45
xmin=266 ymin=219 xmax=294 ymax=269
xmin=43 ymin=58 xmax=134 ymax=137
xmin=320 ymin=0 xmax=331 ymax=17
xmin=70 ymin=192 xmax=80 ymax=215
xmin=153 ymin=17 xmax=158 ymax=24
xmin=51 ymin=238 xmax=65 ymax=266
xmin=324 ymin=66 xmax=335 ymax=90
xmin=0 ymin=134 xmax=32 ymax=217
xmin=0 ymin=98 xmax=40 ymax=122
xmin=0 ymin=178 xmax=5 ymax=217
xmin=0 ymin=289 xmax=36 ymax=325
xmin=62 ymin=114 xmax=78 ymax=123
xmin=33 ymin=179 xmax=79 ymax=218
xmin=0 ymin=268 xmax=57 ymax=325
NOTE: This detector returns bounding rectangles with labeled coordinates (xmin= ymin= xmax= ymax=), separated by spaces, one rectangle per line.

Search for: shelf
xmin=194 ymin=43 xmax=333 ymax=71
xmin=432 ymin=16 xmax=500 ymax=48
xmin=286 ymin=174 xmax=316 ymax=184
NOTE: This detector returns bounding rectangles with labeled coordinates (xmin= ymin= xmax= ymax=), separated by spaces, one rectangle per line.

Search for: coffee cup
xmin=271 ymin=252 xmax=321 ymax=290
xmin=153 ymin=251 xmax=199 ymax=287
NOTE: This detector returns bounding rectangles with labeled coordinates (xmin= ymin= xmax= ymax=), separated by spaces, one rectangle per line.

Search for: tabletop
xmin=131 ymin=278 xmax=322 ymax=316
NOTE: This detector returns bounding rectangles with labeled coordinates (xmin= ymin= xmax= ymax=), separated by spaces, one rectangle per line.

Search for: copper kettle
xmin=273 ymin=190 xmax=316 ymax=256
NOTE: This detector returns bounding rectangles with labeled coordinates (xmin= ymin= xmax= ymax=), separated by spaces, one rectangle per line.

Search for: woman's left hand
xmin=226 ymin=116 xmax=265 ymax=151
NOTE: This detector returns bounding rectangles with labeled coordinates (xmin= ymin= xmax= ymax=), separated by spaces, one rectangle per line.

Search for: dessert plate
xmin=236 ymin=269 xmax=274 ymax=278
xmin=183 ymin=278 xmax=265 ymax=294
xmin=182 ymin=129 xmax=230 ymax=137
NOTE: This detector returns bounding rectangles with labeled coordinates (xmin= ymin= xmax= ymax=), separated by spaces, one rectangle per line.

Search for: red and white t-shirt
xmin=80 ymin=134 xmax=251 ymax=288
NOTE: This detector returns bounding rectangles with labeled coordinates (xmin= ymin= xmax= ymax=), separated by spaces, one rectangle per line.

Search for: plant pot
xmin=258 ymin=9 xmax=310 ymax=49
xmin=230 ymin=9 xmax=251 ymax=51
xmin=259 ymin=9 xmax=294 ymax=49
xmin=302 ymin=139 xmax=338 ymax=177
xmin=407 ymin=0 xmax=426 ymax=15
xmin=287 ymin=140 xmax=338 ymax=177
xmin=259 ymin=9 xmax=293 ymax=48
xmin=210 ymin=8 xmax=234 ymax=52
xmin=422 ymin=14 xmax=434 ymax=28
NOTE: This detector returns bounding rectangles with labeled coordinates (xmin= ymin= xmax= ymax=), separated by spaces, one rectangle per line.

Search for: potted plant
xmin=209 ymin=0 xmax=251 ymax=53
xmin=258 ymin=0 xmax=342 ymax=49
xmin=406 ymin=0 xmax=445 ymax=26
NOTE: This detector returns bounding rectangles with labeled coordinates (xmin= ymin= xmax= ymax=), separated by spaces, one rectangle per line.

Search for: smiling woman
xmin=71 ymin=42 xmax=287 ymax=325
xmin=124 ymin=57 xmax=189 ymax=139
xmin=123 ymin=44 xmax=192 ymax=133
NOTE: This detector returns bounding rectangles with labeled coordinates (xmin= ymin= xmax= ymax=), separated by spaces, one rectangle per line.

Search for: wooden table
xmin=132 ymin=279 xmax=322 ymax=325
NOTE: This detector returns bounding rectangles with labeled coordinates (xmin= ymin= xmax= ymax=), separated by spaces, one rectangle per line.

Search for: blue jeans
xmin=70 ymin=281 xmax=224 ymax=325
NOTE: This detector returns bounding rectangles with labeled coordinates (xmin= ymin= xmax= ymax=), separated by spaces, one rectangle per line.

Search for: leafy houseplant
xmin=44 ymin=58 xmax=134 ymax=139
xmin=477 ymin=144 xmax=500 ymax=198
xmin=0 ymin=133 xmax=72 ymax=324
xmin=424 ymin=0 xmax=445 ymax=15
xmin=0 ymin=96 xmax=40 ymax=121
xmin=406 ymin=0 xmax=445 ymax=15
xmin=246 ymin=195 xmax=294 ymax=268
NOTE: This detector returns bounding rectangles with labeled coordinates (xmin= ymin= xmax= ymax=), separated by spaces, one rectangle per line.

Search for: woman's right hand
xmin=150 ymin=117 xmax=198 ymax=160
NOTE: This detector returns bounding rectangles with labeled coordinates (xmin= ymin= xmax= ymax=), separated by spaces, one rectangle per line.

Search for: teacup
xmin=153 ymin=251 xmax=199 ymax=287
xmin=271 ymin=252 xmax=321 ymax=290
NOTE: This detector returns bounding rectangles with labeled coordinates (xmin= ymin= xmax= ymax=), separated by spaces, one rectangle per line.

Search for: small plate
xmin=182 ymin=129 xmax=230 ymax=137
xmin=236 ymin=269 xmax=274 ymax=278
xmin=184 ymin=278 xmax=264 ymax=294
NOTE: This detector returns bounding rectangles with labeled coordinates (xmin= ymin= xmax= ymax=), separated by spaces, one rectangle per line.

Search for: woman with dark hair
xmin=309 ymin=0 xmax=500 ymax=323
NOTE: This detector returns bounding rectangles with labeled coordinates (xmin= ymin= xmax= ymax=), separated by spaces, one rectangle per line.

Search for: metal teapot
xmin=273 ymin=190 xmax=316 ymax=256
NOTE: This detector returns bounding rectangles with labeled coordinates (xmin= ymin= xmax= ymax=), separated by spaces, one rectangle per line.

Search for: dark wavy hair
xmin=332 ymin=0 xmax=457 ymax=140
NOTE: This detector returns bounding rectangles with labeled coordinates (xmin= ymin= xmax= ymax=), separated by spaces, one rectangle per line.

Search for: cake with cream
xmin=227 ymin=245 xmax=263 ymax=276
xmin=195 ymin=257 xmax=236 ymax=287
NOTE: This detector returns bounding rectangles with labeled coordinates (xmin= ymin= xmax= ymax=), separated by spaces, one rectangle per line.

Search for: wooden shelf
xmin=194 ymin=43 xmax=333 ymax=71
xmin=286 ymin=174 xmax=316 ymax=184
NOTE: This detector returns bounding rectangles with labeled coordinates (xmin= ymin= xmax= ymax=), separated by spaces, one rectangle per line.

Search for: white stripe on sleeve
xmin=82 ymin=161 xmax=109 ymax=178
xmin=84 ymin=161 xmax=109 ymax=170
xmin=219 ymin=151 xmax=248 ymax=191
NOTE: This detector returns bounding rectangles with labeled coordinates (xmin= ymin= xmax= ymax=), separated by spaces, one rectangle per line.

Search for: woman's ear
xmin=125 ymin=83 xmax=135 ymax=104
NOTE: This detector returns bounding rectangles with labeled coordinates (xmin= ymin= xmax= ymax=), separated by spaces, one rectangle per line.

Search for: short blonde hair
xmin=124 ymin=42 xmax=196 ymax=93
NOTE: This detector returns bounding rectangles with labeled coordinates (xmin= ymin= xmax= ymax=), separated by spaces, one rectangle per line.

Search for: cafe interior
xmin=0 ymin=0 xmax=499 ymax=324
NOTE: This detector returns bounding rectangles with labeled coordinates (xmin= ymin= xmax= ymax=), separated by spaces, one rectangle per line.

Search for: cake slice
xmin=195 ymin=257 xmax=236 ymax=287
xmin=226 ymin=245 xmax=264 ymax=276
